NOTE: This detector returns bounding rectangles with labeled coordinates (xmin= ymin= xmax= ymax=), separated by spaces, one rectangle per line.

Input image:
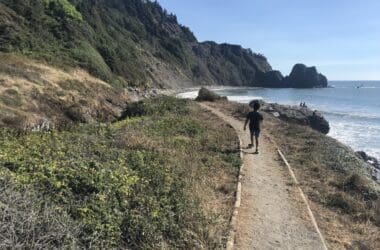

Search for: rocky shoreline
xmin=355 ymin=151 xmax=380 ymax=181
xmin=254 ymin=100 xmax=330 ymax=134
xmin=260 ymin=101 xmax=380 ymax=182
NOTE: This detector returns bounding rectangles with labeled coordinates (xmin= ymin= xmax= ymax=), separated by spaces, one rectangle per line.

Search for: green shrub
xmin=43 ymin=0 xmax=83 ymax=21
xmin=326 ymin=193 xmax=354 ymax=213
xmin=121 ymin=96 xmax=190 ymax=118
xmin=340 ymin=174 xmax=378 ymax=201
xmin=70 ymin=41 xmax=113 ymax=81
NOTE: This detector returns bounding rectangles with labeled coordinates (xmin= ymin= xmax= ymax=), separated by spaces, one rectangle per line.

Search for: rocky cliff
xmin=0 ymin=0 xmax=326 ymax=89
xmin=0 ymin=0 xmax=275 ymax=88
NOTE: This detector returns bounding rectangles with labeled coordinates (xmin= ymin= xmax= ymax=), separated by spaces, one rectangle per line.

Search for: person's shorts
xmin=250 ymin=128 xmax=260 ymax=138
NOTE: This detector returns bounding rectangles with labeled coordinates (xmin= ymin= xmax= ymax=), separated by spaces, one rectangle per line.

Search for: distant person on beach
xmin=244 ymin=102 xmax=264 ymax=154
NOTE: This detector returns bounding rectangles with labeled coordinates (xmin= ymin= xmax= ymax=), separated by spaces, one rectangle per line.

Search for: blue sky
xmin=157 ymin=0 xmax=380 ymax=80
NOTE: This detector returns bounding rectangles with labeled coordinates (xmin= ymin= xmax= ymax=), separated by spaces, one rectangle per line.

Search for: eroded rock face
xmin=193 ymin=42 xmax=273 ymax=86
xmin=261 ymin=70 xmax=284 ymax=87
xmin=284 ymin=64 xmax=328 ymax=88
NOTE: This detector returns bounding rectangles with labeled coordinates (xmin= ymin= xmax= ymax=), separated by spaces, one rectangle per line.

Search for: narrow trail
xmin=199 ymin=103 xmax=326 ymax=250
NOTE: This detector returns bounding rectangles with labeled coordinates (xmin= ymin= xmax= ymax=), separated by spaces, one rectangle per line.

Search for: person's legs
xmin=249 ymin=130 xmax=254 ymax=148
xmin=254 ymin=130 xmax=260 ymax=153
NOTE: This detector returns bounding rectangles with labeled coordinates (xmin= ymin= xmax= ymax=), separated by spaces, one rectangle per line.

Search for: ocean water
xmin=178 ymin=81 xmax=380 ymax=160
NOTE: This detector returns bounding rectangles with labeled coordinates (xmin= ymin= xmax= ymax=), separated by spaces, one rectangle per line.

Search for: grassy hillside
xmin=0 ymin=97 xmax=241 ymax=249
xmin=0 ymin=53 xmax=128 ymax=129
xmin=0 ymin=0 xmax=272 ymax=88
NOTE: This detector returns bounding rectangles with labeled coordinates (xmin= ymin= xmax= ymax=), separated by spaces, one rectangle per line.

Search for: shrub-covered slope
xmin=0 ymin=97 xmax=241 ymax=248
xmin=0 ymin=0 xmax=272 ymax=88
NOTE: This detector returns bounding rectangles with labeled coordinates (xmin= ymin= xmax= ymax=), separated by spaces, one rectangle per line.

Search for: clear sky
xmin=157 ymin=0 xmax=380 ymax=80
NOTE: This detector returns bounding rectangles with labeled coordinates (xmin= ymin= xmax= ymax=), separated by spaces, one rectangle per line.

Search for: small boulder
xmin=195 ymin=87 xmax=227 ymax=102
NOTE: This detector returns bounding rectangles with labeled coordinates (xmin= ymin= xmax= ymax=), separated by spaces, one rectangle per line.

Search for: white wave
xmin=329 ymin=122 xmax=380 ymax=160
xmin=227 ymin=95 xmax=263 ymax=103
xmin=177 ymin=90 xmax=199 ymax=99
xmin=323 ymin=110 xmax=380 ymax=121
xmin=177 ymin=86 xmax=262 ymax=100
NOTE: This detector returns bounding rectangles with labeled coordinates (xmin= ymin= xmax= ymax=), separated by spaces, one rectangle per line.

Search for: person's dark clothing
xmin=246 ymin=111 xmax=263 ymax=131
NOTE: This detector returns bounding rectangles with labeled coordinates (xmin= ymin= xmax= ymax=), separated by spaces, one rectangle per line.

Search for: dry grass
xmin=0 ymin=178 xmax=81 ymax=249
xmin=209 ymin=100 xmax=380 ymax=250
xmin=0 ymin=53 xmax=129 ymax=129
xmin=120 ymin=101 xmax=241 ymax=248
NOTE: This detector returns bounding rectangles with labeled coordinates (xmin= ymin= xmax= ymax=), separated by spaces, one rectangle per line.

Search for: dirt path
xmin=199 ymin=103 xmax=326 ymax=250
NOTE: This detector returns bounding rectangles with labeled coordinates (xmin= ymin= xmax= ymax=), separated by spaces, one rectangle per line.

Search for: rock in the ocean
xmin=195 ymin=87 xmax=227 ymax=102
xmin=318 ymin=73 xmax=328 ymax=87
xmin=285 ymin=64 xmax=328 ymax=88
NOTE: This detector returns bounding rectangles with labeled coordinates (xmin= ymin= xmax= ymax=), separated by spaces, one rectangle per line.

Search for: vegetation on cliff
xmin=0 ymin=0 xmax=272 ymax=88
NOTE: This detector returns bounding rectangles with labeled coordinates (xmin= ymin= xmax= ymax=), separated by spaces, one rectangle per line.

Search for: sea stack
xmin=283 ymin=64 xmax=328 ymax=88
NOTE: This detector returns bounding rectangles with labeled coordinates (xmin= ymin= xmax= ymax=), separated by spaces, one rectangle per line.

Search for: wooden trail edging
xmin=197 ymin=102 xmax=243 ymax=250
xmin=226 ymin=137 xmax=244 ymax=250
xmin=266 ymin=134 xmax=329 ymax=250
xmin=277 ymin=149 xmax=329 ymax=250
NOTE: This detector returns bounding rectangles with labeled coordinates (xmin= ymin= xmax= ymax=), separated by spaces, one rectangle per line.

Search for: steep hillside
xmin=0 ymin=0 xmax=273 ymax=88
xmin=0 ymin=53 xmax=128 ymax=129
